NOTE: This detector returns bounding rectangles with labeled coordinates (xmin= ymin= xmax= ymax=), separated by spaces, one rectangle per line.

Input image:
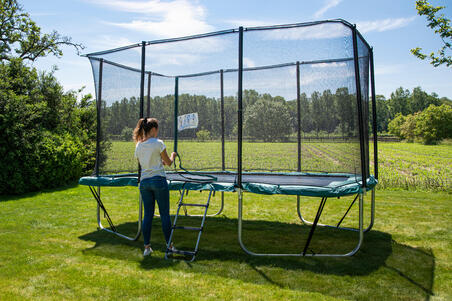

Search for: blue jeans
xmin=139 ymin=176 xmax=172 ymax=246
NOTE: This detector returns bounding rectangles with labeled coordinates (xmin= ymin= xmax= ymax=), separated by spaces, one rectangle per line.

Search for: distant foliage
xmin=414 ymin=104 xmax=452 ymax=144
xmin=0 ymin=60 xmax=96 ymax=194
xmin=121 ymin=127 xmax=133 ymax=141
xmin=244 ymin=99 xmax=292 ymax=142
xmin=388 ymin=104 xmax=452 ymax=144
xmin=196 ymin=130 xmax=211 ymax=142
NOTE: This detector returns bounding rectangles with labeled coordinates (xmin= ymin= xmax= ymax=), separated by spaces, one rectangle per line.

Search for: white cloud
xmin=357 ymin=17 xmax=415 ymax=33
xmin=314 ymin=0 xmax=342 ymax=18
xmin=262 ymin=22 xmax=350 ymax=40
xmin=224 ymin=19 xmax=277 ymax=28
xmin=243 ymin=57 xmax=256 ymax=68
xmin=311 ymin=62 xmax=347 ymax=68
xmin=92 ymin=0 xmax=213 ymax=38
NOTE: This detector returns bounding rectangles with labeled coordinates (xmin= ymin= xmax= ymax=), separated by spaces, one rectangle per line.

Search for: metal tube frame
xmin=296 ymin=189 xmax=375 ymax=233
xmin=94 ymin=186 xmax=142 ymax=241
xmin=238 ymin=189 xmax=365 ymax=257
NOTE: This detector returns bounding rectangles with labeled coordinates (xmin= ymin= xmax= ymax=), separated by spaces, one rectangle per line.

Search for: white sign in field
xmin=177 ymin=112 xmax=199 ymax=132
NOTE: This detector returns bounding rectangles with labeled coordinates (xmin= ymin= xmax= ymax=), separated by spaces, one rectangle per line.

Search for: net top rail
xmin=82 ymin=19 xmax=371 ymax=59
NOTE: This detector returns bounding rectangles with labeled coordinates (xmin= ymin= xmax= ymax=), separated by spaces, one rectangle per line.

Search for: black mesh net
xmin=87 ymin=20 xmax=372 ymax=182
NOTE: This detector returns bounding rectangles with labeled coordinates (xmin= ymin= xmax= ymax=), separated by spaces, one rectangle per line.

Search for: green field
xmin=0 ymin=186 xmax=450 ymax=300
xmin=104 ymin=140 xmax=452 ymax=192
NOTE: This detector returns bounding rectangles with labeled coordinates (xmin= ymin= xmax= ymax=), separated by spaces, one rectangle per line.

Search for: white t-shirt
xmin=134 ymin=138 xmax=166 ymax=180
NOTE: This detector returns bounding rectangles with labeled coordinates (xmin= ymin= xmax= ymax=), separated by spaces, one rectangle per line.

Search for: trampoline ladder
xmin=165 ymin=185 xmax=213 ymax=262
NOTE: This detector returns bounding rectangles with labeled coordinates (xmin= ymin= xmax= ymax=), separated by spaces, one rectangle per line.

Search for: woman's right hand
xmin=171 ymin=152 xmax=177 ymax=161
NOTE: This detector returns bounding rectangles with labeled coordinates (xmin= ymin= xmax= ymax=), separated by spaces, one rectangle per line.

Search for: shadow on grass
xmin=79 ymin=216 xmax=435 ymax=300
xmin=0 ymin=181 xmax=79 ymax=202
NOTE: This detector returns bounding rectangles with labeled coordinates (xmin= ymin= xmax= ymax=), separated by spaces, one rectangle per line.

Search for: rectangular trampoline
xmin=79 ymin=19 xmax=378 ymax=260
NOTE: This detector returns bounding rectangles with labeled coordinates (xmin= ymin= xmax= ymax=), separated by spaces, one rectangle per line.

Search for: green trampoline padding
xmin=79 ymin=171 xmax=377 ymax=197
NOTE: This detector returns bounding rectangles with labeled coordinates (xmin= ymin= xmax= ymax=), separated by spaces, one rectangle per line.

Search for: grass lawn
xmin=0 ymin=186 xmax=450 ymax=300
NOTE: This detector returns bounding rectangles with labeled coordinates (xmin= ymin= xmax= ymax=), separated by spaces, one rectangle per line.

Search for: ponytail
xmin=133 ymin=118 xmax=159 ymax=143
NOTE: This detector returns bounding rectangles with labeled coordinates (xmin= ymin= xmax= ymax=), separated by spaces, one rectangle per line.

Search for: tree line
xmin=103 ymin=87 xmax=362 ymax=142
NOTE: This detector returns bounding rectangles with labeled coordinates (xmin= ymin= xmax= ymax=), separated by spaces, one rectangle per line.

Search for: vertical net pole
xmin=174 ymin=77 xmax=179 ymax=154
xmin=140 ymin=41 xmax=146 ymax=119
xmin=237 ymin=27 xmax=243 ymax=187
xmin=95 ymin=59 xmax=103 ymax=177
xmin=146 ymin=73 xmax=151 ymax=118
xmin=296 ymin=61 xmax=301 ymax=172
xmin=370 ymin=48 xmax=378 ymax=180
xmin=220 ymin=69 xmax=225 ymax=171
xmin=352 ymin=25 xmax=367 ymax=188
xmin=139 ymin=41 xmax=146 ymax=180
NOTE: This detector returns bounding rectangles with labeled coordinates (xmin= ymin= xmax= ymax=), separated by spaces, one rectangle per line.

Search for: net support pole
xmin=139 ymin=41 xmax=146 ymax=119
xmin=369 ymin=48 xmax=378 ymax=179
xmin=352 ymin=25 xmax=367 ymax=188
xmin=220 ymin=69 xmax=225 ymax=171
xmin=95 ymin=59 xmax=103 ymax=177
xmin=237 ymin=26 xmax=243 ymax=188
xmin=138 ymin=41 xmax=146 ymax=180
xmin=146 ymin=73 xmax=151 ymax=118
xmin=296 ymin=61 xmax=301 ymax=172
xmin=174 ymin=76 xmax=179 ymax=154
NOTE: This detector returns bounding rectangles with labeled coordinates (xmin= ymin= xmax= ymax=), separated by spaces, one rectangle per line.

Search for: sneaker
xmin=143 ymin=246 xmax=153 ymax=256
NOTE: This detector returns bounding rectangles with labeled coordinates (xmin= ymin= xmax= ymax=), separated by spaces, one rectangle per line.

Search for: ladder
xmin=165 ymin=184 xmax=213 ymax=262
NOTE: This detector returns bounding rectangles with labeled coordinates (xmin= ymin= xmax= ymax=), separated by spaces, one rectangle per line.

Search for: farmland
xmin=102 ymin=140 xmax=451 ymax=192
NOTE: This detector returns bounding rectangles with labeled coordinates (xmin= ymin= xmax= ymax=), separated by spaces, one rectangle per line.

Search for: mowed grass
xmin=104 ymin=140 xmax=452 ymax=191
xmin=0 ymin=186 xmax=451 ymax=300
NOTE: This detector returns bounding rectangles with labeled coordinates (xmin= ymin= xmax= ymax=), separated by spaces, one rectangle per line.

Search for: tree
xmin=411 ymin=0 xmax=451 ymax=67
xmin=388 ymin=113 xmax=407 ymax=138
xmin=388 ymin=87 xmax=411 ymax=117
xmin=0 ymin=60 xmax=96 ymax=194
xmin=244 ymin=99 xmax=292 ymax=141
xmin=400 ymin=114 xmax=418 ymax=142
xmin=409 ymin=86 xmax=441 ymax=113
xmin=0 ymin=0 xmax=83 ymax=62
xmin=414 ymin=104 xmax=452 ymax=144
xmin=375 ymin=95 xmax=391 ymax=132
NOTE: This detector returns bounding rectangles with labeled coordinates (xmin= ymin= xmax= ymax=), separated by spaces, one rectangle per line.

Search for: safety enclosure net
xmin=86 ymin=19 xmax=376 ymax=186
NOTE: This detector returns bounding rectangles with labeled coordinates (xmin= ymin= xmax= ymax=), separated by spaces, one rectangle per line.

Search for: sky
xmin=21 ymin=0 xmax=452 ymax=100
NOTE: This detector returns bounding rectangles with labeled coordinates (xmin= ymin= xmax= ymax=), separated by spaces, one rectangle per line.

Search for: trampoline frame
xmin=82 ymin=19 xmax=378 ymax=258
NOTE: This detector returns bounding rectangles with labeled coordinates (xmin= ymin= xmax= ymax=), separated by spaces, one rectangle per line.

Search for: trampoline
xmin=79 ymin=19 xmax=378 ymax=259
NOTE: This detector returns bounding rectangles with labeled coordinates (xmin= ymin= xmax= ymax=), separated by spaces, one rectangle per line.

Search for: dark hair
xmin=133 ymin=118 xmax=159 ymax=142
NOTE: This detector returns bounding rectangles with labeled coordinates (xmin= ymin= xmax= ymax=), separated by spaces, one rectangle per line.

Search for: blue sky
xmin=21 ymin=0 xmax=452 ymax=99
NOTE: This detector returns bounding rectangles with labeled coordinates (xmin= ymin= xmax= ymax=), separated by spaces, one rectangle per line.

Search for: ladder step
xmin=173 ymin=226 xmax=202 ymax=231
xmin=167 ymin=249 xmax=196 ymax=256
xmin=180 ymin=203 xmax=207 ymax=207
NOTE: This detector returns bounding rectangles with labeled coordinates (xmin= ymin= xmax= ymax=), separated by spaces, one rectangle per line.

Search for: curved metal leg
xmin=96 ymin=186 xmax=142 ymax=241
xmin=297 ymin=189 xmax=375 ymax=233
xmin=238 ymin=189 xmax=364 ymax=257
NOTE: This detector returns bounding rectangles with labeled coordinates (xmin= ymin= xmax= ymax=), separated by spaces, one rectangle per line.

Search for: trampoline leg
xmin=296 ymin=191 xmax=374 ymax=233
xmin=95 ymin=186 xmax=142 ymax=241
xmin=238 ymin=191 xmax=364 ymax=257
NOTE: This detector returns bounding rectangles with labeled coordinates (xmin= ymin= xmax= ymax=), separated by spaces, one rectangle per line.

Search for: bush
xmin=0 ymin=60 xmax=96 ymax=194
xmin=386 ymin=104 xmax=452 ymax=145
xmin=121 ymin=127 xmax=134 ymax=141
xmin=196 ymin=130 xmax=211 ymax=141
xmin=400 ymin=114 xmax=418 ymax=142
xmin=388 ymin=113 xmax=407 ymax=138
xmin=414 ymin=104 xmax=452 ymax=144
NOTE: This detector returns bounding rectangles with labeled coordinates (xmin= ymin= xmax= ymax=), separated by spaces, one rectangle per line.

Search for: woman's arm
xmin=161 ymin=149 xmax=177 ymax=166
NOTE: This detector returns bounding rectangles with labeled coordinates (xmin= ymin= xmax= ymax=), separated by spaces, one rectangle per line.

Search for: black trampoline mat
xmin=166 ymin=172 xmax=351 ymax=187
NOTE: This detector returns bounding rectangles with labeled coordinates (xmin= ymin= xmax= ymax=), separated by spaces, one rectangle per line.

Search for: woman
xmin=133 ymin=118 xmax=176 ymax=256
